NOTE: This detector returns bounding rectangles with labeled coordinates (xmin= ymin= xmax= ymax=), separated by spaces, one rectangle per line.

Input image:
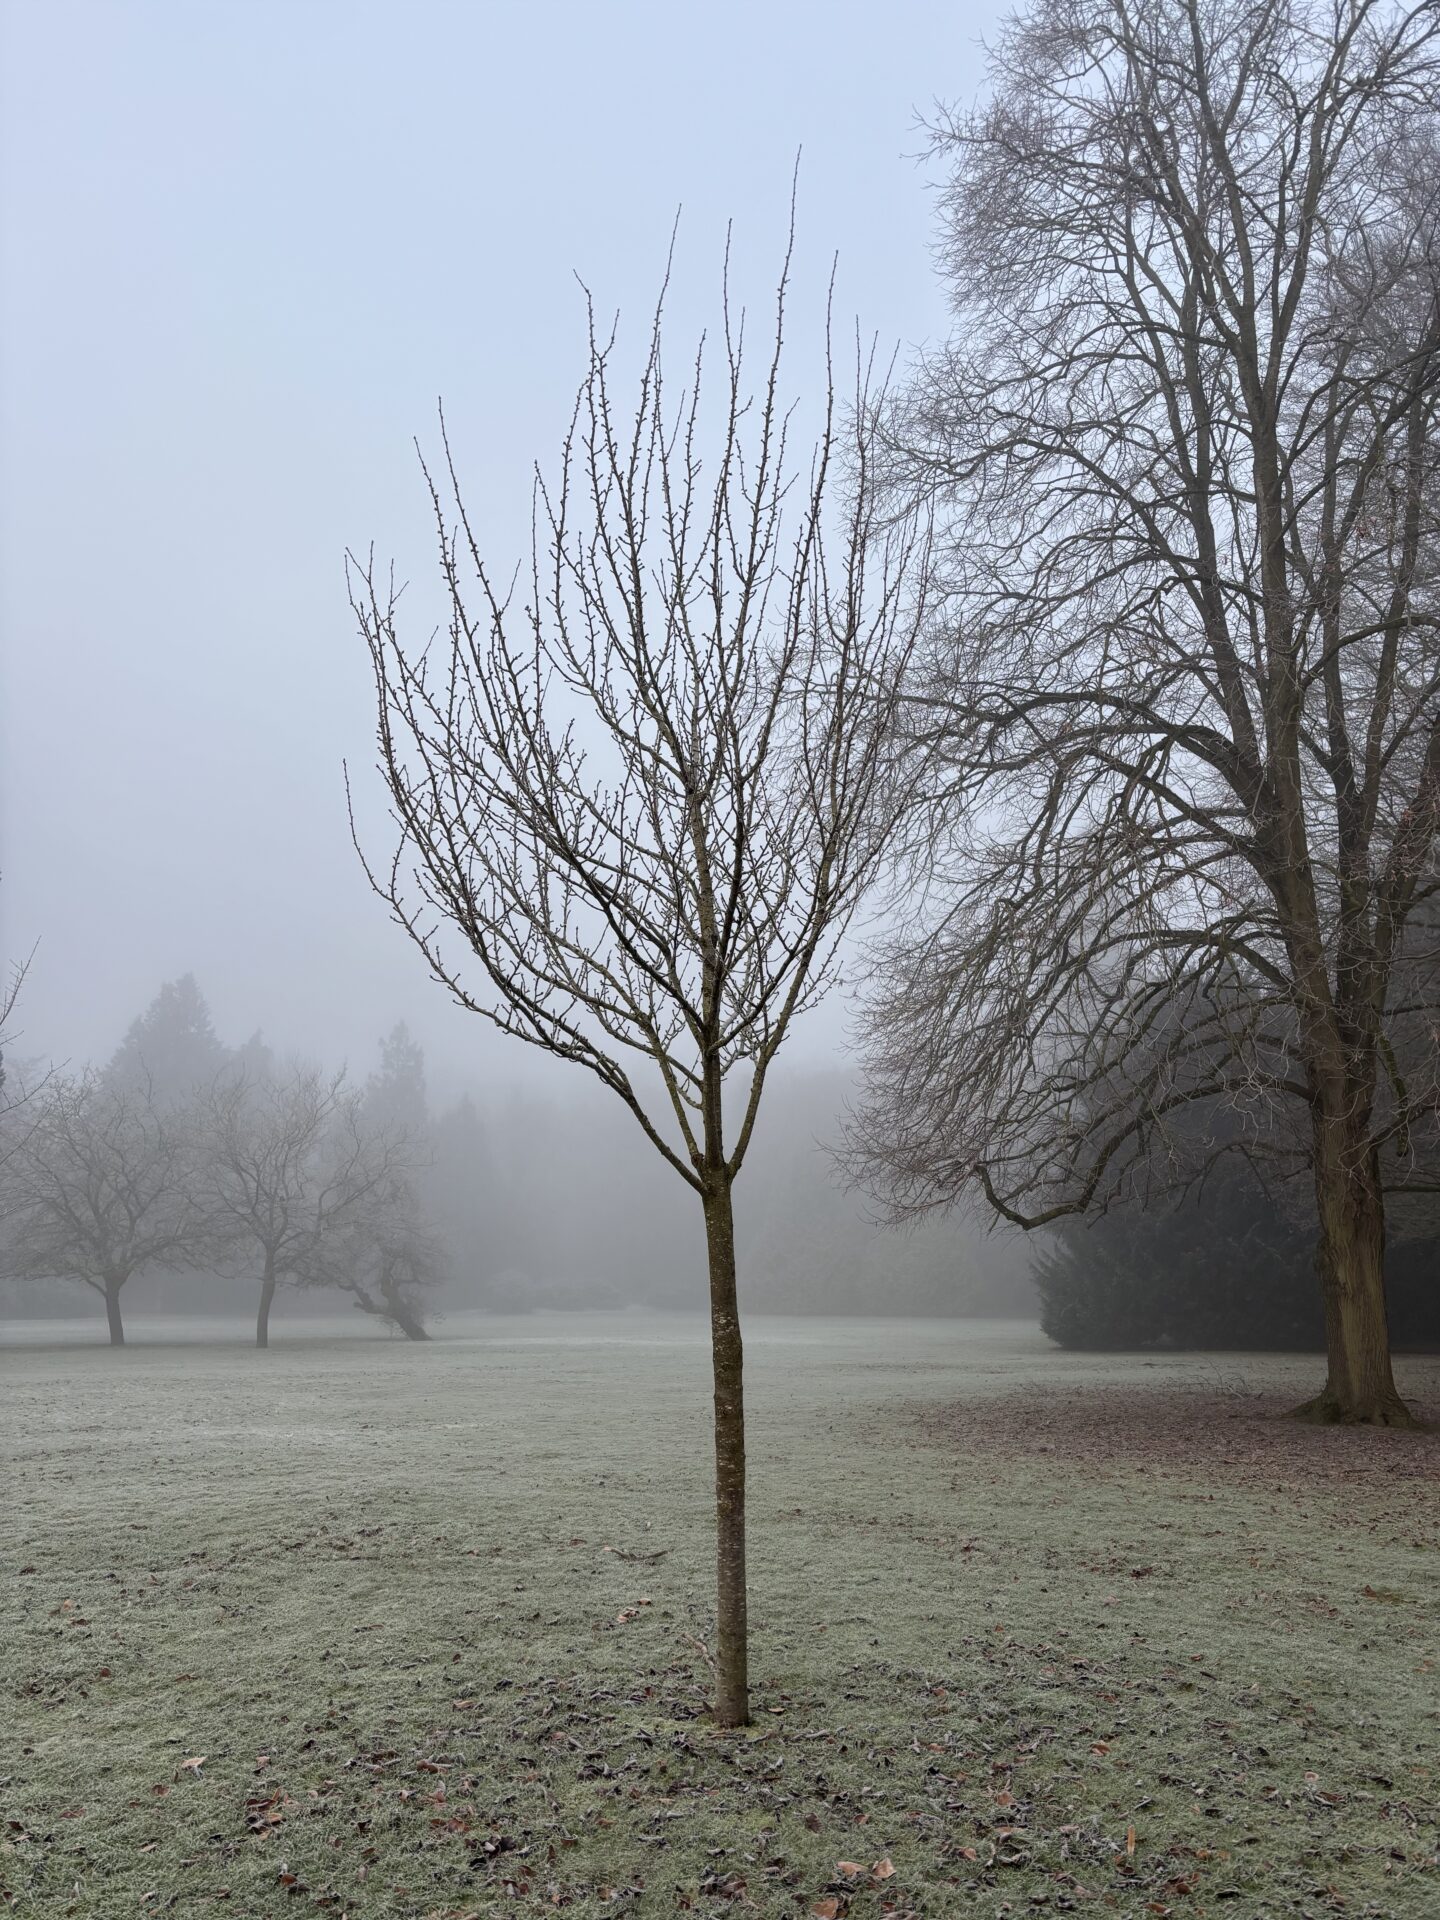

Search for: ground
xmin=0 ymin=1313 xmax=1436 ymax=1920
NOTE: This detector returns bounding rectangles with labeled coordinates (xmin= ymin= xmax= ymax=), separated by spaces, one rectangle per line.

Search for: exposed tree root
xmin=1288 ymin=1388 xmax=1422 ymax=1429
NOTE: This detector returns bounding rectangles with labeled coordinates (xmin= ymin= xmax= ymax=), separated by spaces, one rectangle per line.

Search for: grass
xmin=0 ymin=1312 xmax=1436 ymax=1919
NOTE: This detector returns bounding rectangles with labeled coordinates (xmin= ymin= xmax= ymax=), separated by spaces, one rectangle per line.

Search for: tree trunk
xmin=1294 ymin=1123 xmax=1416 ymax=1426
xmin=104 ymin=1278 xmax=125 ymax=1346
xmin=703 ymin=1177 xmax=749 ymax=1727
xmin=344 ymin=1278 xmax=430 ymax=1340
xmin=380 ymin=1281 xmax=430 ymax=1341
xmin=256 ymin=1257 xmax=277 ymax=1349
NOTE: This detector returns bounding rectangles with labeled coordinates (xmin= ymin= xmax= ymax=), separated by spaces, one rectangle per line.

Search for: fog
xmin=0 ymin=0 xmax=1028 ymax=1326
xmin=0 ymin=0 xmax=1001 ymax=1089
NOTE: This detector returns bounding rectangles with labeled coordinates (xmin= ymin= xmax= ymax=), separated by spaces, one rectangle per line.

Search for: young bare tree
xmin=349 ymin=231 xmax=929 ymax=1724
xmin=852 ymin=0 xmax=1440 ymax=1424
xmin=0 ymin=1072 xmax=205 ymax=1343
xmin=199 ymin=1065 xmax=424 ymax=1347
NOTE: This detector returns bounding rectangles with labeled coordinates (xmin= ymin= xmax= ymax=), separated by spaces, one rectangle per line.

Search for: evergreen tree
xmin=107 ymin=975 xmax=229 ymax=1105
xmin=364 ymin=1022 xmax=428 ymax=1139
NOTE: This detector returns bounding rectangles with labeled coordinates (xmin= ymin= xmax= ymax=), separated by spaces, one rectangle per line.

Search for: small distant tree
xmin=0 ymin=1073 xmax=205 ymax=1344
xmin=365 ymin=1023 xmax=429 ymax=1140
xmin=350 ymin=229 xmax=929 ymax=1725
xmin=303 ymin=1166 xmax=440 ymax=1340
xmin=199 ymin=1064 xmax=424 ymax=1347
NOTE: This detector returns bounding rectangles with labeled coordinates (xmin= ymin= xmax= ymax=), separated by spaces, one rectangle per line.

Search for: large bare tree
xmin=349 ymin=233 xmax=928 ymax=1724
xmin=852 ymin=0 xmax=1440 ymax=1424
xmin=0 ymin=1072 xmax=205 ymax=1344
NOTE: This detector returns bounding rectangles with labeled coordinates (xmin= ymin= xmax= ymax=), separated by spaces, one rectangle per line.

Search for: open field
xmin=1 ymin=1314 xmax=1436 ymax=1919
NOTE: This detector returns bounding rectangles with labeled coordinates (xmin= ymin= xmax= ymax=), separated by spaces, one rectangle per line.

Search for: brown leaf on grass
xmin=837 ymin=1860 xmax=865 ymax=1877
xmin=181 ymin=1756 xmax=206 ymax=1773
xmin=811 ymin=1903 xmax=840 ymax=1919
xmin=871 ymin=1857 xmax=896 ymax=1879
xmin=1127 ymin=1824 xmax=1137 ymax=1857
xmin=802 ymin=1812 xmax=822 ymax=1833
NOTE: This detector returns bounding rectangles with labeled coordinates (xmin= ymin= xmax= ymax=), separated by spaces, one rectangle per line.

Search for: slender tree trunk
xmin=1294 ymin=1121 xmax=1415 ymax=1426
xmin=256 ymin=1256 xmax=277 ymax=1349
xmin=703 ymin=1176 xmax=749 ymax=1728
xmin=104 ymin=1278 xmax=125 ymax=1347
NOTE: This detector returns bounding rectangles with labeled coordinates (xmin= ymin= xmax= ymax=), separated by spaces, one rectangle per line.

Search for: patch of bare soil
xmin=921 ymin=1384 xmax=1440 ymax=1493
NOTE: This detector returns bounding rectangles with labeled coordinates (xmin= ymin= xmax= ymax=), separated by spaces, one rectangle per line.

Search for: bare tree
xmin=301 ymin=1166 xmax=440 ymax=1341
xmin=349 ymin=228 xmax=928 ymax=1724
xmin=199 ymin=1064 xmax=423 ymax=1347
xmin=851 ymin=0 xmax=1440 ymax=1424
xmin=0 ymin=1072 xmax=205 ymax=1344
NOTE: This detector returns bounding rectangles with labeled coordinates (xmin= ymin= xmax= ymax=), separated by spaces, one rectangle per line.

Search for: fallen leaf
xmin=872 ymin=1857 xmax=896 ymax=1879
xmin=811 ymin=1903 xmax=840 ymax=1919
xmin=181 ymin=1757 xmax=206 ymax=1773
xmin=1127 ymin=1825 xmax=1137 ymax=1857
xmin=838 ymin=1860 xmax=865 ymax=1877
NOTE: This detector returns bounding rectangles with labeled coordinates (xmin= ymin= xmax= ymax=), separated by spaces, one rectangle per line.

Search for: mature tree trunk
xmin=256 ymin=1255 xmax=277 ymax=1349
xmin=104 ymin=1277 xmax=125 ymax=1347
xmin=379 ymin=1281 xmax=430 ymax=1341
xmin=703 ymin=1176 xmax=748 ymax=1728
xmin=345 ymin=1279 xmax=430 ymax=1340
xmin=1295 ymin=1123 xmax=1415 ymax=1426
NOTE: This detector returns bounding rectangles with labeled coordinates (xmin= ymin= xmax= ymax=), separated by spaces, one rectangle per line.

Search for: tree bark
xmin=703 ymin=1176 xmax=749 ymax=1728
xmin=379 ymin=1282 xmax=430 ymax=1341
xmin=104 ymin=1278 xmax=125 ymax=1347
xmin=256 ymin=1256 xmax=277 ymax=1349
xmin=1294 ymin=1122 xmax=1416 ymax=1426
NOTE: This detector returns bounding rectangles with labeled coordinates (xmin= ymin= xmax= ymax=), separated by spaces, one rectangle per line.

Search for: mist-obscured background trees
xmin=0 ymin=974 xmax=1034 ymax=1338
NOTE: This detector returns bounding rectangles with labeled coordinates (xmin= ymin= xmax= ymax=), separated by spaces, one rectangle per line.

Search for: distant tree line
xmin=0 ymin=976 xmax=436 ymax=1347
xmin=0 ymin=974 xmax=1028 ymax=1346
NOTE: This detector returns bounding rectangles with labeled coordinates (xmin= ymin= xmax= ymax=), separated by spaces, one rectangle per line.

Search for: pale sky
xmin=0 ymin=0 xmax=1000 ymax=1096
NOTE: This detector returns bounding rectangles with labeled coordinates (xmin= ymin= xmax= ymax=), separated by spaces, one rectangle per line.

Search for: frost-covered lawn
xmin=1 ymin=1314 xmax=1436 ymax=1919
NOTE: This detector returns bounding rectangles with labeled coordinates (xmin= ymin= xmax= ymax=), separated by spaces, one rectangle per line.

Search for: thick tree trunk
xmin=345 ymin=1278 xmax=430 ymax=1340
xmin=104 ymin=1279 xmax=126 ymax=1347
xmin=380 ymin=1282 xmax=430 ymax=1341
xmin=703 ymin=1177 xmax=749 ymax=1728
xmin=1294 ymin=1123 xmax=1415 ymax=1426
xmin=384 ymin=1290 xmax=428 ymax=1336
xmin=256 ymin=1258 xmax=277 ymax=1349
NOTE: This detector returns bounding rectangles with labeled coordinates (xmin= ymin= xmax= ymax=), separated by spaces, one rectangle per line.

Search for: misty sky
xmin=0 ymin=0 xmax=1000 ymax=1098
